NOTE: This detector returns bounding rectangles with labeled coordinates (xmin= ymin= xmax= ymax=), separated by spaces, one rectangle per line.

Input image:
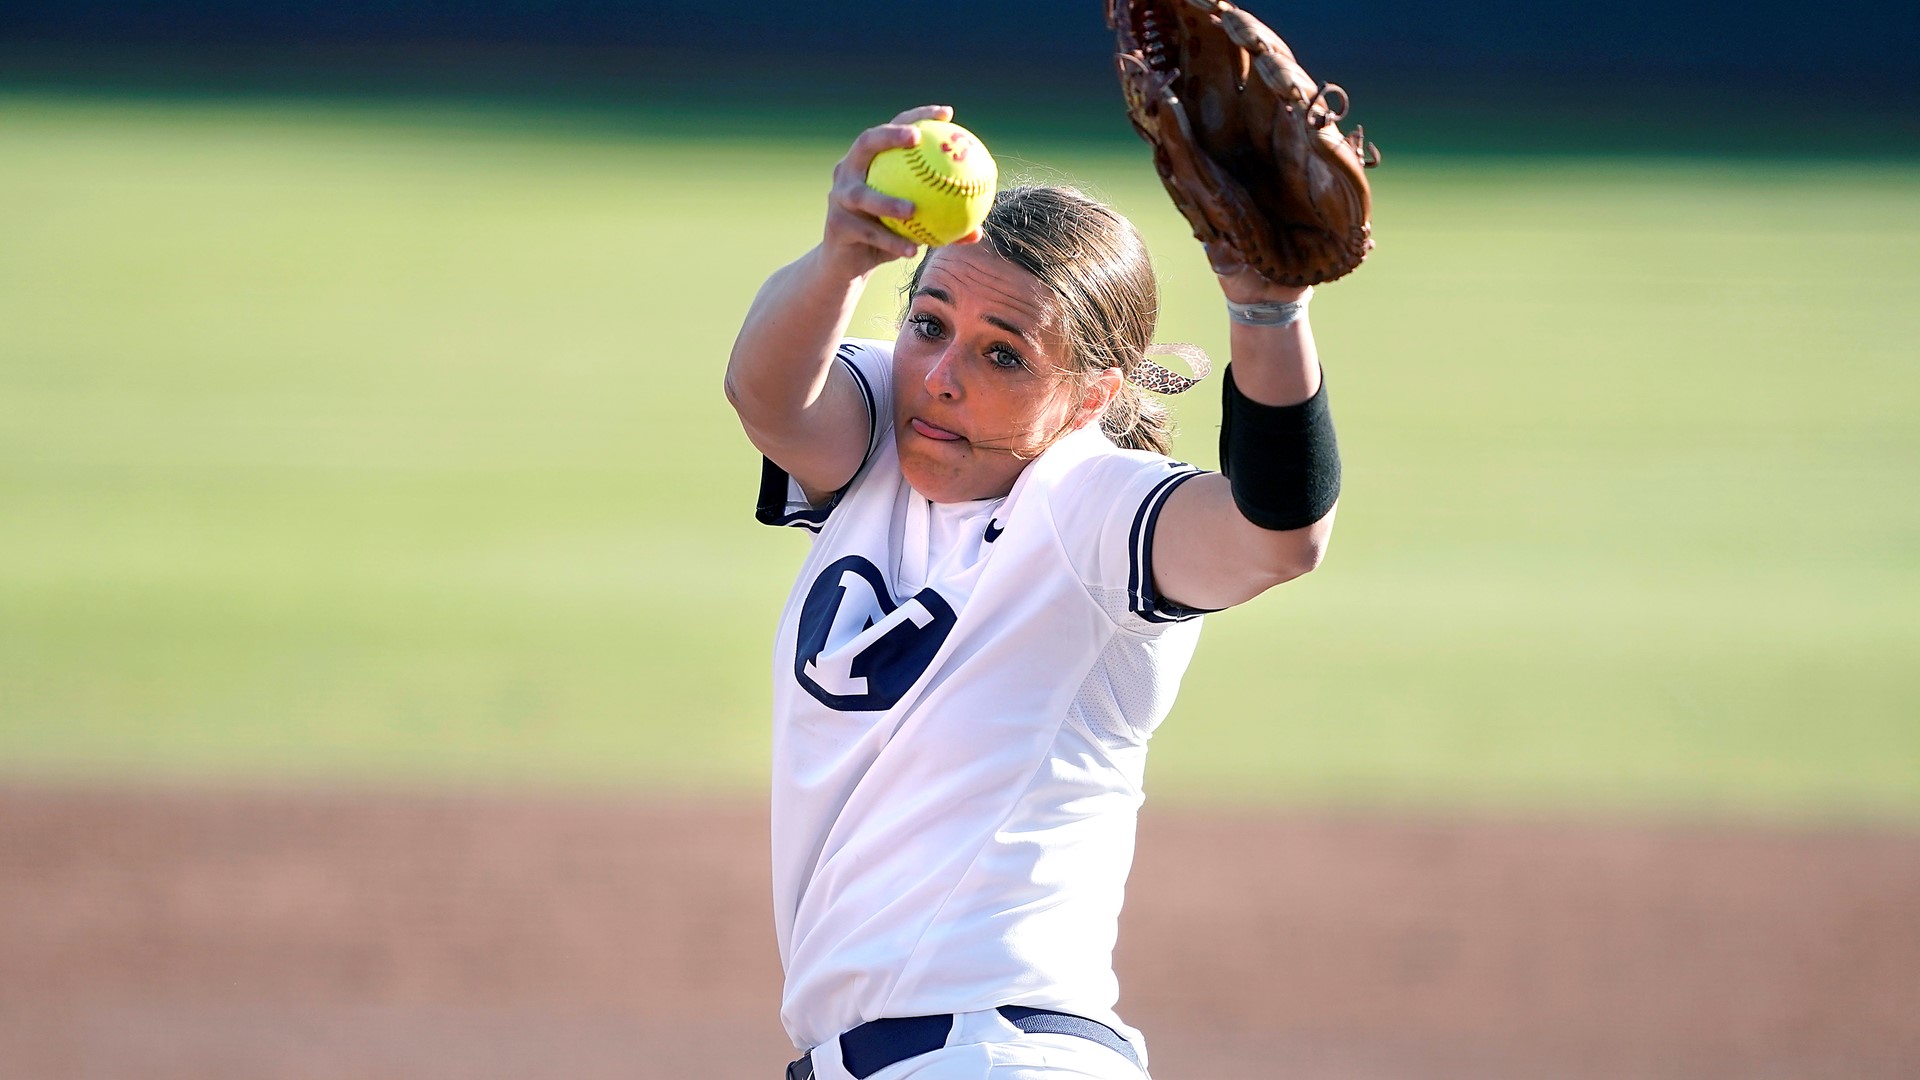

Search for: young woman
xmin=726 ymin=105 xmax=1340 ymax=1080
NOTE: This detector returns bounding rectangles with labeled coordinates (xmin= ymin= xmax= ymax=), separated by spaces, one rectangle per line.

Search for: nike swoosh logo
xmin=984 ymin=519 xmax=1004 ymax=543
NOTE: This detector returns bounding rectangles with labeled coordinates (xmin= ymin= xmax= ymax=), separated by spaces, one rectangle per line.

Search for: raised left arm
xmin=1150 ymin=275 xmax=1339 ymax=611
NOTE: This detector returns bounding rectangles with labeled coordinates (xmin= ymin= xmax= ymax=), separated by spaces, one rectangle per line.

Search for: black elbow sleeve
xmin=1219 ymin=364 xmax=1341 ymax=531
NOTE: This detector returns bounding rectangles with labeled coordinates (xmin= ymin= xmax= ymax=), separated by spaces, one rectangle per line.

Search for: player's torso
xmin=769 ymin=430 xmax=1152 ymax=1049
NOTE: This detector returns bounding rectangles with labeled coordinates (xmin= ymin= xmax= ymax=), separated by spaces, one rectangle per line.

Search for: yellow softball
xmin=865 ymin=119 xmax=998 ymax=247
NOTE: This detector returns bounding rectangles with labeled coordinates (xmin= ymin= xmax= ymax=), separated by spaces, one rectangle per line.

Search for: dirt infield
xmin=3 ymin=786 xmax=1917 ymax=1079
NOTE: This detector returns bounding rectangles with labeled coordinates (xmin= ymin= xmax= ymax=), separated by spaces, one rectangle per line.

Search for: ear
xmin=1078 ymin=366 xmax=1125 ymax=423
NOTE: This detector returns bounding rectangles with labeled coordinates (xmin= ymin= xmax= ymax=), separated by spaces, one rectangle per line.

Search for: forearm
xmin=724 ymin=245 xmax=867 ymax=436
xmin=1220 ymin=286 xmax=1319 ymax=407
xmin=1150 ymin=281 xmax=1342 ymax=610
xmin=1227 ymin=316 xmax=1318 ymax=405
xmin=721 ymin=106 xmax=953 ymax=494
xmin=1216 ymin=285 xmax=1338 ymax=558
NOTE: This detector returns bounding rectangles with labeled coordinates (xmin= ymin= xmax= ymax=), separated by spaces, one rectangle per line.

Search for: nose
xmin=923 ymin=343 xmax=963 ymax=400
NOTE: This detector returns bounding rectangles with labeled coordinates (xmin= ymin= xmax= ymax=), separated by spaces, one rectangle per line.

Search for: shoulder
xmin=1028 ymin=430 xmax=1210 ymax=624
xmin=835 ymin=337 xmax=893 ymax=388
xmin=833 ymin=337 xmax=895 ymax=441
xmin=1046 ymin=432 xmax=1202 ymax=514
xmin=755 ymin=337 xmax=902 ymax=532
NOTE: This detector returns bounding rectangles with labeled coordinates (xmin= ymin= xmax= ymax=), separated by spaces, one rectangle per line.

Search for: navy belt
xmin=784 ymin=1007 xmax=1142 ymax=1080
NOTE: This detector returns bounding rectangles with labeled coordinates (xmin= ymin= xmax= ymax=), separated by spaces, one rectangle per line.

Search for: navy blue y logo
xmin=794 ymin=556 xmax=956 ymax=711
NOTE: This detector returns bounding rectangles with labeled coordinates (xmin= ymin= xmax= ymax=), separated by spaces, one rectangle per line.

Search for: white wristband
xmin=1226 ymin=286 xmax=1313 ymax=327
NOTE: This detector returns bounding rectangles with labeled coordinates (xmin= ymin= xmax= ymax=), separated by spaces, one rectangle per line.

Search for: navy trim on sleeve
xmin=754 ymin=457 xmax=832 ymax=532
xmin=750 ymin=344 xmax=882 ymax=533
xmin=1127 ymin=466 xmax=1217 ymax=623
xmin=836 ymin=344 xmax=881 ymax=458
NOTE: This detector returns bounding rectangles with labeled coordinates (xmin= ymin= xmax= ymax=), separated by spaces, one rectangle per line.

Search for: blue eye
xmin=909 ymin=313 xmax=944 ymax=340
xmin=987 ymin=347 xmax=1025 ymax=371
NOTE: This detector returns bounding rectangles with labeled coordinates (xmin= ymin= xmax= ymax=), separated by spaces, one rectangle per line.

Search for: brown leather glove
xmin=1110 ymin=0 xmax=1381 ymax=287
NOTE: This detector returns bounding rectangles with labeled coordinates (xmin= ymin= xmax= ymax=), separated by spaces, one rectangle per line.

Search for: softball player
xmin=725 ymin=106 xmax=1340 ymax=1080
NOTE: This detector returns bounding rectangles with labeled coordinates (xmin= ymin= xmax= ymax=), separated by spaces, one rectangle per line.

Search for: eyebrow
xmin=913 ymin=285 xmax=1036 ymax=346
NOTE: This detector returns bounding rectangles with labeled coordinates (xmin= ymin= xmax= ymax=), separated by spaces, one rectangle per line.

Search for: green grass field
xmin=3 ymin=90 xmax=1916 ymax=819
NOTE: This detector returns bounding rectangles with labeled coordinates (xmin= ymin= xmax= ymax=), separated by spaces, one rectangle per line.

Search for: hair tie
xmin=1128 ymin=342 xmax=1212 ymax=395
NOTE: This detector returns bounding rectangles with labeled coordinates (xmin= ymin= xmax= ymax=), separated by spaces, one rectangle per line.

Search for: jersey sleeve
xmin=1053 ymin=450 xmax=1217 ymax=627
xmin=755 ymin=338 xmax=895 ymax=533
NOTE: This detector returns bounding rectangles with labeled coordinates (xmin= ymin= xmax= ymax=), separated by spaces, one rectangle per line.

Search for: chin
xmin=896 ymin=425 xmax=1029 ymax=503
xmin=899 ymin=457 xmax=969 ymax=504
xmin=897 ymin=453 xmax=994 ymax=505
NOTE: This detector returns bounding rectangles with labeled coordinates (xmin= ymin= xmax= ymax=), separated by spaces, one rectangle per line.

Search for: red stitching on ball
xmin=895 ymin=216 xmax=941 ymax=245
xmin=907 ymin=143 xmax=990 ymax=198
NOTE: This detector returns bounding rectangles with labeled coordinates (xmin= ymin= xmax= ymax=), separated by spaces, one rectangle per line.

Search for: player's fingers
xmin=889 ymin=104 xmax=952 ymax=126
xmin=827 ymin=169 xmax=910 ymax=229
xmin=842 ymin=183 xmax=916 ymax=224
xmin=830 ymin=138 xmax=919 ymax=220
xmin=839 ymin=122 xmax=923 ymax=178
xmin=863 ymin=230 xmax=922 ymax=264
xmin=827 ymin=204 xmax=920 ymax=262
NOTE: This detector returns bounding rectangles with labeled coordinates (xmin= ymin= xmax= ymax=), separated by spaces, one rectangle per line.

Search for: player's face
xmin=892 ymin=244 xmax=1097 ymax=504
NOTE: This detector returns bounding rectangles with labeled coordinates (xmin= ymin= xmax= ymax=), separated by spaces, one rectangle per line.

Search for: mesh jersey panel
xmin=1070 ymin=585 xmax=1185 ymax=750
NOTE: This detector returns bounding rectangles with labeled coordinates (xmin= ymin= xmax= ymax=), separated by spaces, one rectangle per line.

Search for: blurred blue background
xmin=4 ymin=0 xmax=1915 ymax=94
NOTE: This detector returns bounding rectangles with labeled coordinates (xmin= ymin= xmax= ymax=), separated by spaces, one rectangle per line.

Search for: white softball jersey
xmin=757 ymin=339 xmax=1210 ymax=1064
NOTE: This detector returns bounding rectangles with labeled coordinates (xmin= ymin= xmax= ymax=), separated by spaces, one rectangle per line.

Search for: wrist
xmin=810 ymin=241 xmax=871 ymax=282
xmin=1226 ymin=286 xmax=1313 ymax=328
xmin=801 ymin=245 xmax=886 ymax=304
xmin=1217 ymin=275 xmax=1312 ymax=306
